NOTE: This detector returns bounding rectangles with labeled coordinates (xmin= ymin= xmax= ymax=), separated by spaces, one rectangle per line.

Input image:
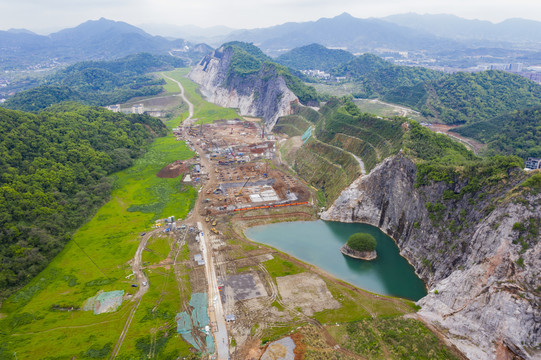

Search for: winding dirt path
xmin=108 ymin=229 xmax=159 ymax=358
xmin=161 ymin=73 xmax=194 ymax=124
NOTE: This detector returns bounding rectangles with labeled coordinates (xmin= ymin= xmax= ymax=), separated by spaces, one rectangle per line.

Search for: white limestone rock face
xmin=322 ymin=153 xmax=541 ymax=359
xmin=188 ymin=45 xmax=298 ymax=130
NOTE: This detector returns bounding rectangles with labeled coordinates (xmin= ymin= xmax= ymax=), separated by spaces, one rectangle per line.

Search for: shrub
xmin=347 ymin=233 xmax=377 ymax=252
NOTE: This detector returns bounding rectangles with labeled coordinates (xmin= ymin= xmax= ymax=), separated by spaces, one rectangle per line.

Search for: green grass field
xmin=0 ymin=120 xmax=197 ymax=359
xmin=162 ymin=69 xmax=240 ymax=124
xmin=142 ymin=235 xmax=173 ymax=265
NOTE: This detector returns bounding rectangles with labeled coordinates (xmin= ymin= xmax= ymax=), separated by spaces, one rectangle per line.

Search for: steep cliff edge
xmin=189 ymin=42 xmax=317 ymax=129
xmin=322 ymin=154 xmax=540 ymax=359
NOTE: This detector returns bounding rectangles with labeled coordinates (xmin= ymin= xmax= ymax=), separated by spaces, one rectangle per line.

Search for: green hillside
xmin=3 ymin=53 xmax=183 ymax=112
xmin=453 ymin=106 xmax=541 ymax=158
xmin=0 ymin=103 xmax=167 ymax=299
xmin=277 ymin=99 xmax=405 ymax=204
xmin=331 ymin=53 xmax=390 ymax=78
xmin=276 ymin=43 xmax=355 ymax=72
xmin=331 ymin=54 xmax=444 ymax=98
xmin=278 ymin=98 xmax=526 ymax=207
xmin=384 ymin=70 xmax=541 ymax=124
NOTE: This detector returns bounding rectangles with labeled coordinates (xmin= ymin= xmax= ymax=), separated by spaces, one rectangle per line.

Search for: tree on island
xmin=347 ymin=233 xmax=377 ymax=252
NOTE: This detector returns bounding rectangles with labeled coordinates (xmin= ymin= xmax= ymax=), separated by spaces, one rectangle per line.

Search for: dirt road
xmin=161 ymin=73 xmax=194 ymax=125
xmin=171 ymin=73 xmax=230 ymax=359
xmin=109 ymin=230 xmax=157 ymax=359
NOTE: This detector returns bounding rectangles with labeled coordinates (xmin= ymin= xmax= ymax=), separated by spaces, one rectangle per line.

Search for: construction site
xmin=126 ymin=114 xmax=445 ymax=360
xmin=159 ymin=116 xmax=365 ymax=359
xmin=174 ymin=120 xmax=311 ymax=216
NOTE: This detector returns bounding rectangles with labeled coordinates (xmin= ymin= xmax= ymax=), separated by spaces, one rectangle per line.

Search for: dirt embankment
xmin=156 ymin=161 xmax=189 ymax=178
xmin=428 ymin=124 xmax=485 ymax=154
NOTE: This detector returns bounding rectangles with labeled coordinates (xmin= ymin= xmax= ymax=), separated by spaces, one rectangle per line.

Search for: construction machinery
xmin=236 ymin=177 xmax=250 ymax=197
xmin=205 ymin=216 xmax=210 ymax=222
xmin=212 ymin=219 xmax=217 ymax=226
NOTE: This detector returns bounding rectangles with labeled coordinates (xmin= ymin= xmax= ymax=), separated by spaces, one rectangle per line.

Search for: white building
xmin=132 ymin=104 xmax=144 ymax=114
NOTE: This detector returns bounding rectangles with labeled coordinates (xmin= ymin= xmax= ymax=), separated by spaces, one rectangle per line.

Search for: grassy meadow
xmin=161 ymin=69 xmax=240 ymax=124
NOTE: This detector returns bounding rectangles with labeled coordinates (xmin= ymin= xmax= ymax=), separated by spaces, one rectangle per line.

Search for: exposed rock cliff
xmin=188 ymin=45 xmax=299 ymax=129
xmin=322 ymin=154 xmax=540 ymax=359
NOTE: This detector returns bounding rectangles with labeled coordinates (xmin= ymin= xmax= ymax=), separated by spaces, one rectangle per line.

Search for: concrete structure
xmin=106 ymin=104 xmax=121 ymax=113
xmin=525 ymin=157 xmax=541 ymax=170
xmin=131 ymin=104 xmax=144 ymax=114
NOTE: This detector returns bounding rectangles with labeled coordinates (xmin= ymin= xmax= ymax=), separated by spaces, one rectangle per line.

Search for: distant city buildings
xmin=300 ymin=69 xmax=331 ymax=80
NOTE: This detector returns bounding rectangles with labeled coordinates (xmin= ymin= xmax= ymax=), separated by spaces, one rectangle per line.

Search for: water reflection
xmin=245 ymin=220 xmax=426 ymax=300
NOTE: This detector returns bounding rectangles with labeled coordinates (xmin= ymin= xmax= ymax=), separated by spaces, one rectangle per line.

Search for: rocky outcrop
xmin=340 ymin=244 xmax=377 ymax=260
xmin=322 ymin=153 xmax=541 ymax=359
xmin=188 ymin=46 xmax=299 ymax=129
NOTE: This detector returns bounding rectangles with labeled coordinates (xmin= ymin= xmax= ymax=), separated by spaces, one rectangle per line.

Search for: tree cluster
xmin=347 ymin=233 xmax=377 ymax=252
xmin=0 ymin=103 xmax=166 ymax=298
xmin=3 ymin=53 xmax=183 ymax=112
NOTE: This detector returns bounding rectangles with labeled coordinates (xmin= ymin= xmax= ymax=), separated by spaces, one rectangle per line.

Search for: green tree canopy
xmin=347 ymin=233 xmax=377 ymax=252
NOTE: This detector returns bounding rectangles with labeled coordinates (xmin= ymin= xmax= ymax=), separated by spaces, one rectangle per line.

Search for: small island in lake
xmin=341 ymin=233 xmax=377 ymax=260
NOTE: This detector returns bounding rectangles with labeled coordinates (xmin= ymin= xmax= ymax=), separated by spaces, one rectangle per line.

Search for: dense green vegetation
xmin=453 ymin=106 xmax=541 ymax=158
xmin=331 ymin=54 xmax=444 ymax=98
xmin=3 ymin=53 xmax=184 ymax=112
xmin=403 ymin=121 xmax=523 ymax=189
xmin=221 ymin=41 xmax=319 ymax=105
xmin=275 ymin=43 xmax=355 ymax=72
xmin=331 ymin=53 xmax=389 ymax=78
xmin=385 ymin=70 xmax=541 ymax=124
xmin=0 ymin=114 xmax=196 ymax=359
xmin=332 ymin=318 xmax=459 ymax=359
xmin=347 ymin=233 xmax=377 ymax=252
xmin=0 ymin=103 xmax=167 ymax=299
xmin=279 ymin=97 xmax=531 ymax=214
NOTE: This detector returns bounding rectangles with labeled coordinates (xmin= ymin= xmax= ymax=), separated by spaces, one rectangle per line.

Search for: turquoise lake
xmin=245 ymin=220 xmax=427 ymax=301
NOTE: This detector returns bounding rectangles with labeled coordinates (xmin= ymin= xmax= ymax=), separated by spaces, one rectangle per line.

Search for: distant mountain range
xmin=2 ymin=13 xmax=541 ymax=72
xmin=139 ymin=23 xmax=236 ymax=44
xmin=223 ymin=13 xmax=461 ymax=57
xmin=383 ymin=13 xmax=541 ymax=44
xmin=0 ymin=18 xmax=212 ymax=70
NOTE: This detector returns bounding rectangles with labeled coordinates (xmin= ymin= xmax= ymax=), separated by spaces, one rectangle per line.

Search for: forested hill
xmin=384 ymin=70 xmax=541 ymax=124
xmin=275 ymin=43 xmax=355 ymax=72
xmin=3 ymin=53 xmax=184 ymax=112
xmin=330 ymin=53 xmax=444 ymax=98
xmin=453 ymin=106 xmax=541 ymax=158
xmin=0 ymin=103 xmax=167 ymax=298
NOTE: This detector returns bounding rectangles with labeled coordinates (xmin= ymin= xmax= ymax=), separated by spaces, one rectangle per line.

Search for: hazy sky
xmin=1 ymin=0 xmax=541 ymax=34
